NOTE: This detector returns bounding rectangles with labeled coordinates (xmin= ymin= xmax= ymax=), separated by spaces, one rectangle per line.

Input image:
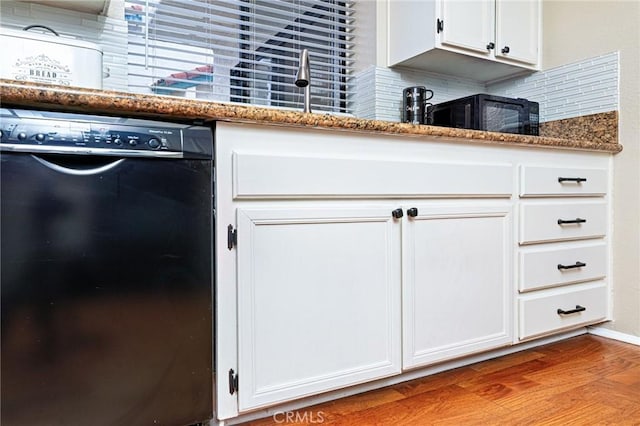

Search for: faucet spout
xmin=295 ymin=49 xmax=311 ymax=113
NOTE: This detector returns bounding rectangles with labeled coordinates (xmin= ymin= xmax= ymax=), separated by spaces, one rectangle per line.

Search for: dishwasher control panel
xmin=0 ymin=108 xmax=213 ymax=159
xmin=0 ymin=116 xmax=181 ymax=151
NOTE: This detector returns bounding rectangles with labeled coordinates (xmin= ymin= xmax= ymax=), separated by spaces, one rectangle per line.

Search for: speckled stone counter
xmin=540 ymin=111 xmax=618 ymax=146
xmin=0 ymin=80 xmax=622 ymax=153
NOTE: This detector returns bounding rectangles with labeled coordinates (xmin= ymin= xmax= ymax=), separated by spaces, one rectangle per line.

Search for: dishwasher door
xmin=1 ymin=151 xmax=213 ymax=426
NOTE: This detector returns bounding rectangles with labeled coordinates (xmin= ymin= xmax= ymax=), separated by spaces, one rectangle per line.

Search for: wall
xmin=542 ymin=0 xmax=640 ymax=338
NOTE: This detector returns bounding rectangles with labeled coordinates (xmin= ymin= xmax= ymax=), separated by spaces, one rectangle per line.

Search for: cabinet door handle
xmin=557 ymin=218 xmax=587 ymax=225
xmin=557 ymin=261 xmax=587 ymax=270
xmin=407 ymin=207 xmax=419 ymax=218
xmin=558 ymin=177 xmax=587 ymax=183
xmin=392 ymin=208 xmax=404 ymax=219
xmin=486 ymin=42 xmax=495 ymax=51
xmin=557 ymin=305 xmax=586 ymax=315
xmin=501 ymin=46 xmax=510 ymax=54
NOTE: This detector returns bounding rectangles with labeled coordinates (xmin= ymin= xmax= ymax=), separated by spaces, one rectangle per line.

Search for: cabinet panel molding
xmin=402 ymin=203 xmax=513 ymax=369
xmin=236 ymin=207 xmax=402 ymax=410
xmin=233 ymin=152 xmax=512 ymax=199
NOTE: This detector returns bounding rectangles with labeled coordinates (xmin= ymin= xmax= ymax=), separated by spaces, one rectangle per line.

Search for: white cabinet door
xmin=402 ymin=204 xmax=512 ymax=369
xmin=495 ymin=0 xmax=539 ymax=65
xmin=441 ymin=0 xmax=494 ymax=54
xmin=236 ymin=206 xmax=402 ymax=411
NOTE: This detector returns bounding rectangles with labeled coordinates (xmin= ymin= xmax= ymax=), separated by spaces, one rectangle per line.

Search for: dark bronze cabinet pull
xmin=557 ymin=305 xmax=586 ymax=315
xmin=392 ymin=208 xmax=403 ymax=219
xmin=558 ymin=261 xmax=586 ymax=270
xmin=557 ymin=218 xmax=587 ymax=225
xmin=407 ymin=207 xmax=419 ymax=218
xmin=558 ymin=177 xmax=587 ymax=183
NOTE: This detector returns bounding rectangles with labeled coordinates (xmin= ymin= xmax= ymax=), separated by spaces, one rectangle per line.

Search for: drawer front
xmin=519 ymin=282 xmax=607 ymax=340
xmin=519 ymin=243 xmax=607 ymax=292
xmin=233 ymin=152 xmax=512 ymax=199
xmin=520 ymin=202 xmax=607 ymax=244
xmin=520 ymin=166 xmax=607 ymax=197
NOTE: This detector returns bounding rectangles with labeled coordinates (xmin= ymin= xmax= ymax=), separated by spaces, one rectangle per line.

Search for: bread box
xmin=0 ymin=26 xmax=103 ymax=89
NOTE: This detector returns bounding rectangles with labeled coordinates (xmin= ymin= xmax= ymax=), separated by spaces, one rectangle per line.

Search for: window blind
xmin=125 ymin=0 xmax=354 ymax=113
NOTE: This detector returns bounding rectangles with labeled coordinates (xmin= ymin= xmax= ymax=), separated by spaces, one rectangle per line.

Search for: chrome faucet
xmin=295 ymin=49 xmax=311 ymax=113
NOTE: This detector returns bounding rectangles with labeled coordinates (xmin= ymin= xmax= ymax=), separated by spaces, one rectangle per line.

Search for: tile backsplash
xmin=354 ymin=52 xmax=619 ymax=124
xmin=489 ymin=52 xmax=619 ymax=122
xmin=351 ymin=66 xmax=485 ymax=121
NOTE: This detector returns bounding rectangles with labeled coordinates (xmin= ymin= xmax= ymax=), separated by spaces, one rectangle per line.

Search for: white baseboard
xmin=588 ymin=325 xmax=640 ymax=346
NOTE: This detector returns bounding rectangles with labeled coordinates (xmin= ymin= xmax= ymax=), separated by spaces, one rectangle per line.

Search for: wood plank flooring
xmin=240 ymin=335 xmax=640 ymax=425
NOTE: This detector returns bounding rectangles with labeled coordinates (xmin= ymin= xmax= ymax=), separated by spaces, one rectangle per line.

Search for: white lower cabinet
xmin=516 ymin=164 xmax=610 ymax=341
xmin=402 ymin=204 xmax=513 ymax=368
xmin=235 ymin=207 xmax=401 ymax=410
xmin=214 ymin=122 xmax=612 ymax=420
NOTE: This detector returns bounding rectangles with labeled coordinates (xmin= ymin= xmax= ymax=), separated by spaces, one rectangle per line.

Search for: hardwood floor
xmin=241 ymin=335 xmax=640 ymax=425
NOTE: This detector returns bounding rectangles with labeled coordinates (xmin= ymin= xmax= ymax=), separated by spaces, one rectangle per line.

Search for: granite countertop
xmin=0 ymin=79 xmax=622 ymax=153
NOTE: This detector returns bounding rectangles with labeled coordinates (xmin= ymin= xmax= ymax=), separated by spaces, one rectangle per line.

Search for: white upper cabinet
xmin=388 ymin=0 xmax=541 ymax=82
xmin=495 ymin=0 xmax=540 ymax=65
xmin=440 ymin=0 xmax=495 ymax=54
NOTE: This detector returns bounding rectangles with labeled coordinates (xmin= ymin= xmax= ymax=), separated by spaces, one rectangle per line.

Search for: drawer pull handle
xmin=557 ymin=218 xmax=587 ymax=225
xmin=558 ymin=261 xmax=587 ymax=270
xmin=557 ymin=305 xmax=586 ymax=315
xmin=558 ymin=177 xmax=587 ymax=183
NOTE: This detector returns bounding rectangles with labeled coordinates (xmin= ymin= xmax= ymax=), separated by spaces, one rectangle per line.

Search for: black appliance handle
xmin=31 ymin=154 xmax=125 ymax=176
xmin=23 ymin=24 xmax=60 ymax=36
xmin=557 ymin=305 xmax=586 ymax=315
xmin=557 ymin=218 xmax=587 ymax=225
xmin=558 ymin=177 xmax=587 ymax=183
xmin=557 ymin=261 xmax=587 ymax=270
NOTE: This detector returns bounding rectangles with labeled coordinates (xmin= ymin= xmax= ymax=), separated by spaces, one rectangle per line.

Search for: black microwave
xmin=427 ymin=94 xmax=539 ymax=135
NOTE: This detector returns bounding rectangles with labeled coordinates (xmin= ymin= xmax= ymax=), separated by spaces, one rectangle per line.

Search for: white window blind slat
xmin=134 ymin=1 xmax=356 ymax=32
xmin=126 ymin=0 xmax=353 ymax=113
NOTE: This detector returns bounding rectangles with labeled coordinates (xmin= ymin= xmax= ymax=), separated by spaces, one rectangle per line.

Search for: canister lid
xmin=0 ymin=26 xmax=102 ymax=53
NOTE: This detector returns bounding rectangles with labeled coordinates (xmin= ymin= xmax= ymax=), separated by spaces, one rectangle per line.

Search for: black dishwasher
xmin=0 ymin=108 xmax=214 ymax=426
